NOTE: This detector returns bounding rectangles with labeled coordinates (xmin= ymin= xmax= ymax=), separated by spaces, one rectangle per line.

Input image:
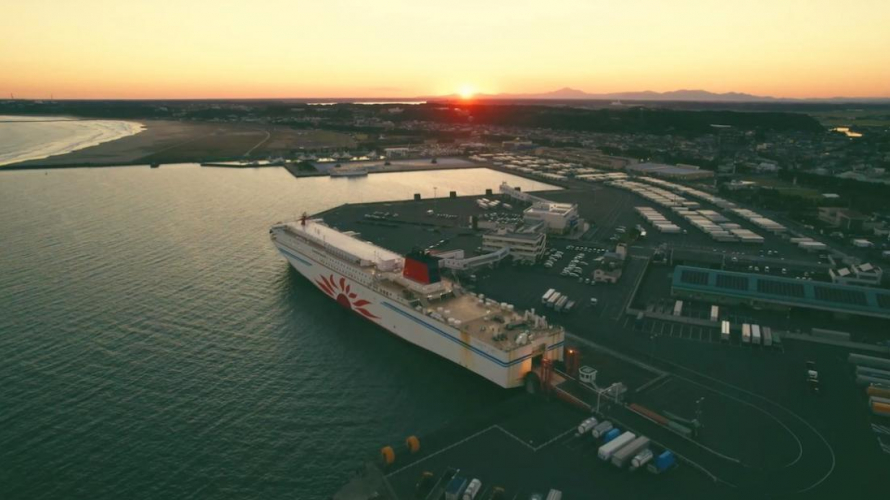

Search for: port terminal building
xmin=499 ymin=182 xmax=583 ymax=235
xmin=481 ymin=224 xmax=547 ymax=262
xmin=671 ymin=265 xmax=890 ymax=320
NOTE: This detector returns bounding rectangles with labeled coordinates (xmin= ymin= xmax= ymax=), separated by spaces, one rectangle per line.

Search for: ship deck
xmin=285 ymin=219 xmax=562 ymax=353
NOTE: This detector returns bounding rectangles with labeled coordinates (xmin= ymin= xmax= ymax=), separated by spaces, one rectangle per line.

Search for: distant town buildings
xmin=818 ymin=207 xmax=869 ymax=231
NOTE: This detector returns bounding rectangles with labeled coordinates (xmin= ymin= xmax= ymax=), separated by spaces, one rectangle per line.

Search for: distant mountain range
xmin=427 ymin=87 xmax=890 ymax=103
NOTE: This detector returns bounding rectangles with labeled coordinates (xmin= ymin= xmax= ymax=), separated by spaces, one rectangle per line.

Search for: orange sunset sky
xmin=2 ymin=0 xmax=889 ymax=99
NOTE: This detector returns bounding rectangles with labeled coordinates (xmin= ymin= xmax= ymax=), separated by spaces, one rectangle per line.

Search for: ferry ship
xmin=270 ymin=215 xmax=564 ymax=389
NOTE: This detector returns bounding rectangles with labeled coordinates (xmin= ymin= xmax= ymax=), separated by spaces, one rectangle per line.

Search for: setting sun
xmin=458 ymin=85 xmax=477 ymax=99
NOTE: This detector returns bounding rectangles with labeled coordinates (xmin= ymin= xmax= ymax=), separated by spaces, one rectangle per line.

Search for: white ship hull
xmin=272 ymin=235 xmax=563 ymax=388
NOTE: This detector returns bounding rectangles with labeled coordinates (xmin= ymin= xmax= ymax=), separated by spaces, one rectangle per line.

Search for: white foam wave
xmin=0 ymin=116 xmax=145 ymax=166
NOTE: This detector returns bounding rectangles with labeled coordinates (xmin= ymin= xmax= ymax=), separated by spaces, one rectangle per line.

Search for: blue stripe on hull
xmin=277 ymin=246 xmax=313 ymax=267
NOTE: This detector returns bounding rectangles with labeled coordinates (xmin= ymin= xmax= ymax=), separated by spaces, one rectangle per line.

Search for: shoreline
xmin=1 ymin=119 xmax=355 ymax=170
xmin=0 ymin=116 xmax=145 ymax=167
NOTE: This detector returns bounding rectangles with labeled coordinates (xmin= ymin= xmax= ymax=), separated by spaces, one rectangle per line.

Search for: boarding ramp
xmin=499 ymin=182 xmax=552 ymax=205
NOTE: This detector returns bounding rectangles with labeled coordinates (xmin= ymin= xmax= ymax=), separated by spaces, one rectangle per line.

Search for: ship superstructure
xmin=270 ymin=216 xmax=564 ymax=388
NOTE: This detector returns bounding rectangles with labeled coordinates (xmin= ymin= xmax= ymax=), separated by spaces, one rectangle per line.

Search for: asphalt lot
xmin=385 ymin=395 xmax=721 ymax=500
xmin=322 ymin=184 xmax=890 ymax=499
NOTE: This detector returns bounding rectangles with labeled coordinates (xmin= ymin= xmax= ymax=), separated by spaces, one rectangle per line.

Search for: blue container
xmin=445 ymin=476 xmax=467 ymax=500
xmin=603 ymin=428 xmax=620 ymax=443
xmin=655 ymin=451 xmax=676 ymax=471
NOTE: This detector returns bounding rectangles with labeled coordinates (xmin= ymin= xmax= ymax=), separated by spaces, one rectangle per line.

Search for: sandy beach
xmin=5 ymin=120 xmax=356 ymax=168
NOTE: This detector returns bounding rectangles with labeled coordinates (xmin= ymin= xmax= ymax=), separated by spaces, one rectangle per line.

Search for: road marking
xmin=385 ymin=426 xmax=496 ymax=477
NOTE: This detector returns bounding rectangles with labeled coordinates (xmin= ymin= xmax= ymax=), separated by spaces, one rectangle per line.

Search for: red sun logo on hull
xmin=315 ymin=273 xmax=379 ymax=320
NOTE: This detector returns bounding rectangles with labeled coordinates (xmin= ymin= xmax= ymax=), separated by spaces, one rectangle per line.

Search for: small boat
xmin=150 ymin=163 xmax=160 ymax=168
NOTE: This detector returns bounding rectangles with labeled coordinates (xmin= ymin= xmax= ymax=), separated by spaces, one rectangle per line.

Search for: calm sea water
xmin=0 ymin=165 xmax=555 ymax=500
xmin=0 ymin=116 xmax=144 ymax=166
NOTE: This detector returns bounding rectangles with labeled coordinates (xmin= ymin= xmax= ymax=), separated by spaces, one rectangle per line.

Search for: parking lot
xmin=385 ymin=395 xmax=719 ymax=500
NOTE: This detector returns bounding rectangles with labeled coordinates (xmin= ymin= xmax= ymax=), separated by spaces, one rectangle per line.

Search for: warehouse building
xmin=627 ymin=162 xmax=715 ymax=180
xmin=672 ymin=265 xmax=890 ymax=320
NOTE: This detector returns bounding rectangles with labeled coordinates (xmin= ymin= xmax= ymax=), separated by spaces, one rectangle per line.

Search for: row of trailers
xmin=670 ymin=300 xmax=781 ymax=347
xmin=577 ymin=417 xmax=676 ymax=474
xmin=541 ymin=288 xmax=575 ymax=313
xmin=739 ymin=323 xmax=775 ymax=347
xmin=850 ymin=353 xmax=890 ymax=419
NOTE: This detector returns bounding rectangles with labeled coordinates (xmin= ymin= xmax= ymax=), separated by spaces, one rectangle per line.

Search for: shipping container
xmin=577 ymin=417 xmax=599 ymax=436
xmin=867 ymin=385 xmax=890 ymax=399
xmin=849 ymin=353 xmax=890 ymax=371
xmin=541 ymin=288 xmax=556 ymax=304
xmin=742 ymin=324 xmax=751 ymax=344
xmin=752 ymin=325 xmax=762 ymax=345
xmin=611 ymin=436 xmax=650 ymax=468
xmin=856 ymin=366 xmax=890 ymax=381
xmin=870 ymin=396 xmax=890 ymax=406
xmin=602 ymin=428 xmax=620 ymax=443
xmin=462 ymin=479 xmax=481 ymax=500
xmin=871 ymin=401 xmax=890 ymax=417
xmin=598 ymin=432 xmax=636 ymax=461
xmin=763 ymin=327 xmax=773 ymax=347
xmin=591 ymin=421 xmax=614 ymax=439
xmin=721 ymin=321 xmax=731 ymax=341
xmin=547 ymin=292 xmax=562 ymax=308
xmin=649 ymin=451 xmax=676 ymax=473
xmin=445 ymin=477 xmax=468 ymax=500
xmin=631 ymin=448 xmax=654 ymax=470
xmin=673 ymin=300 xmax=684 ymax=317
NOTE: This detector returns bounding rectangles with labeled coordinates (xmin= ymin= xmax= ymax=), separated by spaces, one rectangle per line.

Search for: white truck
xmin=598 ymin=432 xmax=636 ymax=461
xmin=752 ymin=324 xmax=762 ymax=345
xmin=576 ymin=417 xmax=598 ymax=436
xmin=720 ymin=320 xmax=730 ymax=342
xmin=710 ymin=305 xmax=719 ymax=322
xmin=742 ymin=323 xmax=751 ymax=344
xmin=591 ymin=421 xmax=613 ymax=439
xmin=630 ymin=448 xmax=654 ymax=470
xmin=541 ymin=288 xmax=556 ymax=304
xmin=673 ymin=300 xmax=684 ymax=317
xmin=612 ymin=436 xmax=650 ymax=468
xmin=547 ymin=292 xmax=562 ymax=308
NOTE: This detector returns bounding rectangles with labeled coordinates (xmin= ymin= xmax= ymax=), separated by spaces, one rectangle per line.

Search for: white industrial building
xmin=481 ymin=224 xmax=547 ymax=262
xmin=523 ymin=202 xmax=581 ymax=235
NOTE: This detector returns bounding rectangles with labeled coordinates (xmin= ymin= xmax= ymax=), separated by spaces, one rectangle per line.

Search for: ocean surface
xmin=0 ymin=164 xmax=556 ymax=500
xmin=0 ymin=116 xmax=144 ymax=166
